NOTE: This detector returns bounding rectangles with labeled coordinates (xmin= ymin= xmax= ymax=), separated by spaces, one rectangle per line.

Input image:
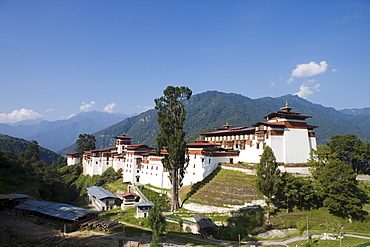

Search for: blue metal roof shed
xmin=86 ymin=186 xmax=119 ymax=200
xmin=15 ymin=200 xmax=99 ymax=221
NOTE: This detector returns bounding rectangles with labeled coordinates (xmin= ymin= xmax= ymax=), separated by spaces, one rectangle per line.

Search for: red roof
xmin=252 ymin=121 xmax=285 ymax=127
xmin=66 ymin=152 xmax=80 ymax=156
xmin=115 ymin=136 xmax=134 ymax=139
xmin=90 ymin=146 xmax=117 ymax=152
xmin=187 ymin=140 xmax=218 ymax=147
xmin=120 ymin=192 xmax=138 ymax=197
xmin=126 ymin=144 xmax=153 ymax=150
xmin=201 ymin=127 xmax=255 ymax=136
xmin=264 ymin=111 xmax=311 ymax=120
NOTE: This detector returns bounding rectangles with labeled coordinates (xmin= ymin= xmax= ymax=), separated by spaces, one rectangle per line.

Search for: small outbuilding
xmin=86 ymin=186 xmax=122 ymax=211
xmin=0 ymin=193 xmax=29 ymax=210
xmin=193 ymin=214 xmax=216 ymax=238
xmin=120 ymin=192 xmax=140 ymax=207
xmin=134 ymin=201 xmax=153 ymax=218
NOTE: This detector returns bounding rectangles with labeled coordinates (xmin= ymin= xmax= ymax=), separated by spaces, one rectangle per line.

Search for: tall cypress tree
xmin=155 ymin=86 xmax=192 ymax=212
xmin=256 ymin=146 xmax=281 ymax=204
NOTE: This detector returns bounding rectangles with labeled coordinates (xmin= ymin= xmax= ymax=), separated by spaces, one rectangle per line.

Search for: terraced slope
xmin=188 ymin=169 xmax=263 ymax=206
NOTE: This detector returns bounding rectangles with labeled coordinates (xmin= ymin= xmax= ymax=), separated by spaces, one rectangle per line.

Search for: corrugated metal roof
xmin=15 ymin=200 xmax=99 ymax=221
xmin=134 ymin=201 xmax=154 ymax=207
xmin=86 ymin=186 xmax=119 ymax=200
xmin=193 ymin=214 xmax=216 ymax=229
xmin=0 ymin=193 xmax=29 ymax=199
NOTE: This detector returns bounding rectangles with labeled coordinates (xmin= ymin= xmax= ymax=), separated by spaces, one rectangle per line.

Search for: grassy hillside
xmin=185 ymin=168 xmax=263 ymax=207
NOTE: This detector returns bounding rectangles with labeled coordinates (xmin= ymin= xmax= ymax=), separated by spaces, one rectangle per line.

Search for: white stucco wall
xmin=67 ymin=157 xmax=80 ymax=166
xmin=283 ymin=128 xmax=311 ymax=164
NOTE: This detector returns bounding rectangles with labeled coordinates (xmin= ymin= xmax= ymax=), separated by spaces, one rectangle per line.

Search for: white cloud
xmin=59 ymin=113 xmax=76 ymax=120
xmin=0 ymin=108 xmax=43 ymax=123
xmin=287 ymin=77 xmax=295 ymax=84
xmin=331 ymin=68 xmax=338 ymax=72
xmin=287 ymin=61 xmax=328 ymax=83
xmin=137 ymin=105 xmax=154 ymax=111
xmin=80 ymin=101 xmax=95 ymax=111
xmin=293 ymin=80 xmax=320 ymax=99
xmin=46 ymin=108 xmax=54 ymax=112
xmin=104 ymin=102 xmax=116 ymax=113
xmin=292 ymin=61 xmax=328 ymax=78
xmin=269 ymin=82 xmax=276 ymax=88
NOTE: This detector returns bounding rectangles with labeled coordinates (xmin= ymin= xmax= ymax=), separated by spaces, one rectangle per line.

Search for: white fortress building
xmin=67 ymin=104 xmax=317 ymax=189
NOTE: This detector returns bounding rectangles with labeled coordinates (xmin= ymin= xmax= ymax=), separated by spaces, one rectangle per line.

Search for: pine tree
xmin=155 ymin=86 xmax=192 ymax=212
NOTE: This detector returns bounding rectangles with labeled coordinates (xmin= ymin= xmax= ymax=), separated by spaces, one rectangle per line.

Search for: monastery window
xmin=235 ymin=144 xmax=239 ymax=149
xmin=256 ymin=143 xmax=260 ymax=149
xmin=151 ymin=166 xmax=153 ymax=170
xmin=209 ymin=158 xmax=211 ymax=163
xmin=201 ymin=158 xmax=204 ymax=163
xmin=240 ymin=141 xmax=245 ymax=150
xmin=194 ymin=154 xmax=196 ymax=159
xmin=137 ymin=170 xmax=139 ymax=173
xmin=96 ymin=161 xmax=98 ymax=164
xmin=156 ymin=167 xmax=158 ymax=170
xmin=193 ymin=164 xmax=196 ymax=168
xmin=107 ymin=162 xmax=109 ymax=165
xmin=229 ymin=158 xmax=234 ymax=164
xmin=193 ymin=172 xmax=195 ymax=175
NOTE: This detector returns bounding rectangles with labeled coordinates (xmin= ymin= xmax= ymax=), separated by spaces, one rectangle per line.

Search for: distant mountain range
xmin=60 ymin=91 xmax=370 ymax=155
xmin=0 ymin=134 xmax=60 ymax=165
xmin=339 ymin=108 xmax=370 ymax=116
xmin=0 ymin=111 xmax=131 ymax=152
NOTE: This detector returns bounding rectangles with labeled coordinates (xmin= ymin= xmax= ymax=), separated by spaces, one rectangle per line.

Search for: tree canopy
xmin=155 ymin=86 xmax=192 ymax=212
xmin=76 ymin=134 xmax=96 ymax=156
xmin=329 ymin=134 xmax=370 ymax=174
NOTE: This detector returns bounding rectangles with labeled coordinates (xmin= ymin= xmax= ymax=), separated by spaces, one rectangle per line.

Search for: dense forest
xmin=60 ymin=92 xmax=370 ymax=154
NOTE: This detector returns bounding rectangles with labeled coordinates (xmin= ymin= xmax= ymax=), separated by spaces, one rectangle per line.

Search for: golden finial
xmin=223 ymin=122 xmax=231 ymax=128
xmin=280 ymin=102 xmax=293 ymax=112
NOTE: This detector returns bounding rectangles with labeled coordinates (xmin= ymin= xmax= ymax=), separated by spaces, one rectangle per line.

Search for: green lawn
xmin=287 ymin=237 xmax=370 ymax=247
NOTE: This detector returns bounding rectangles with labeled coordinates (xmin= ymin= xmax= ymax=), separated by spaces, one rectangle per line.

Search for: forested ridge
xmin=0 ymin=134 xmax=60 ymax=165
xmin=60 ymin=91 xmax=370 ymax=154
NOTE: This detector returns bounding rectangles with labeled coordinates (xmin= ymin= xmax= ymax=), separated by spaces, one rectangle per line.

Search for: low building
xmin=120 ymin=192 xmax=139 ymax=207
xmin=134 ymin=201 xmax=154 ymax=218
xmin=0 ymin=193 xmax=29 ymax=210
xmin=15 ymin=200 xmax=99 ymax=232
xmin=66 ymin=152 xmax=81 ymax=166
xmin=193 ymin=214 xmax=216 ymax=238
xmin=86 ymin=186 xmax=121 ymax=211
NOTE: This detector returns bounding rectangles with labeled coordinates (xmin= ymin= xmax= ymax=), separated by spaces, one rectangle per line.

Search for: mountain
xmin=0 ymin=111 xmax=130 ymax=152
xmin=339 ymin=108 xmax=370 ymax=116
xmin=60 ymin=91 xmax=370 ymax=155
xmin=0 ymin=134 xmax=60 ymax=165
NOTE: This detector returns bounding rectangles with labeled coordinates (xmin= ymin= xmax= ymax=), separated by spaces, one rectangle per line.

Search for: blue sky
xmin=1 ymin=1 xmax=369 ymax=123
